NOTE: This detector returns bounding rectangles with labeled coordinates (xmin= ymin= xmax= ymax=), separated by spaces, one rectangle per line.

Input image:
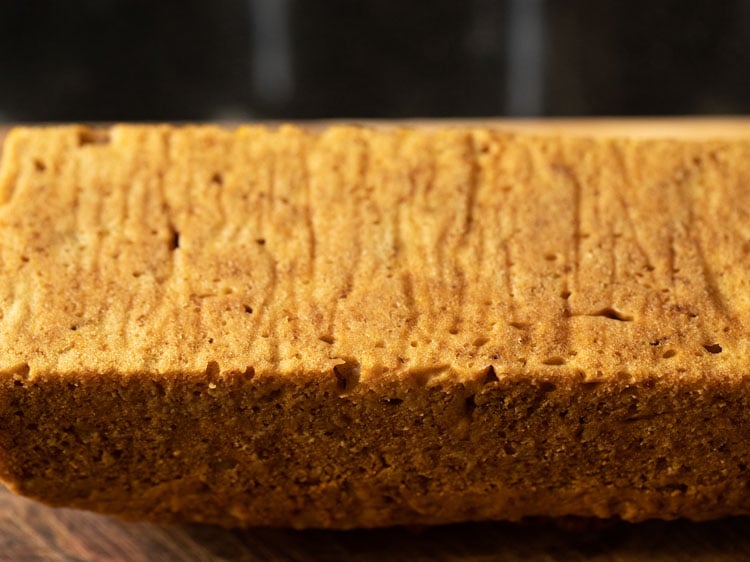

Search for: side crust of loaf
xmin=2 ymin=369 xmax=750 ymax=528
xmin=0 ymin=124 xmax=749 ymax=527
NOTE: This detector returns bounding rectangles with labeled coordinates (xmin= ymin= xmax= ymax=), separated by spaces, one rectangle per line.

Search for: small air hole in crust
xmin=210 ymin=173 xmax=224 ymax=186
xmin=319 ymin=334 xmax=335 ymax=344
xmin=483 ymin=365 xmax=499 ymax=384
xmin=243 ymin=305 xmax=253 ymax=314
xmin=33 ymin=159 xmax=46 ymax=172
xmin=542 ymin=357 xmax=566 ymax=366
xmin=704 ymin=343 xmax=723 ymax=354
xmin=662 ymin=349 xmax=677 ymax=359
xmin=590 ymin=307 xmax=633 ymax=322
xmin=538 ymin=381 xmax=557 ymax=393
xmin=11 ymin=363 xmax=30 ymax=382
xmin=78 ymin=129 xmax=111 ymax=146
xmin=333 ymin=359 xmax=360 ymax=393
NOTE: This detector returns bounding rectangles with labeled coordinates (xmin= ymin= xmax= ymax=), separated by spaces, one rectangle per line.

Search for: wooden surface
xmin=2 ymin=120 xmax=750 ymax=560
xmin=3 ymin=485 xmax=750 ymax=562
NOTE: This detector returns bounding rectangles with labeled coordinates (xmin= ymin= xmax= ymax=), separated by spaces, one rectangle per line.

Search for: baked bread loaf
xmin=0 ymin=124 xmax=749 ymax=528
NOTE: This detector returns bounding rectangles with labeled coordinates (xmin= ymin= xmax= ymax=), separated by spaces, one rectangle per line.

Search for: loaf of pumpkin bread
xmin=0 ymin=124 xmax=749 ymax=528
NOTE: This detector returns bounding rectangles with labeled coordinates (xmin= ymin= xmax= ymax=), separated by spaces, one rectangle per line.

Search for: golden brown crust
xmin=0 ymin=124 xmax=749 ymax=527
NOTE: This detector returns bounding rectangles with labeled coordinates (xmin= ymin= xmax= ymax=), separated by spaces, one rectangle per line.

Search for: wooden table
xmin=3 ymin=485 xmax=750 ymax=562
xmin=2 ymin=120 xmax=750 ymax=560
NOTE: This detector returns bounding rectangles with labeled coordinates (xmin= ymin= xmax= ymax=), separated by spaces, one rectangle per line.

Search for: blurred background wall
xmin=0 ymin=0 xmax=748 ymax=122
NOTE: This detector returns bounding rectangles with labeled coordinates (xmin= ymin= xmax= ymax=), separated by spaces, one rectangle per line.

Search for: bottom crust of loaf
xmin=1 ymin=369 xmax=749 ymax=528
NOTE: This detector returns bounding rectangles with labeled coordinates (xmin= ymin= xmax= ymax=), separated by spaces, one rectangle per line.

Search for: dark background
xmin=0 ymin=0 xmax=748 ymax=122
